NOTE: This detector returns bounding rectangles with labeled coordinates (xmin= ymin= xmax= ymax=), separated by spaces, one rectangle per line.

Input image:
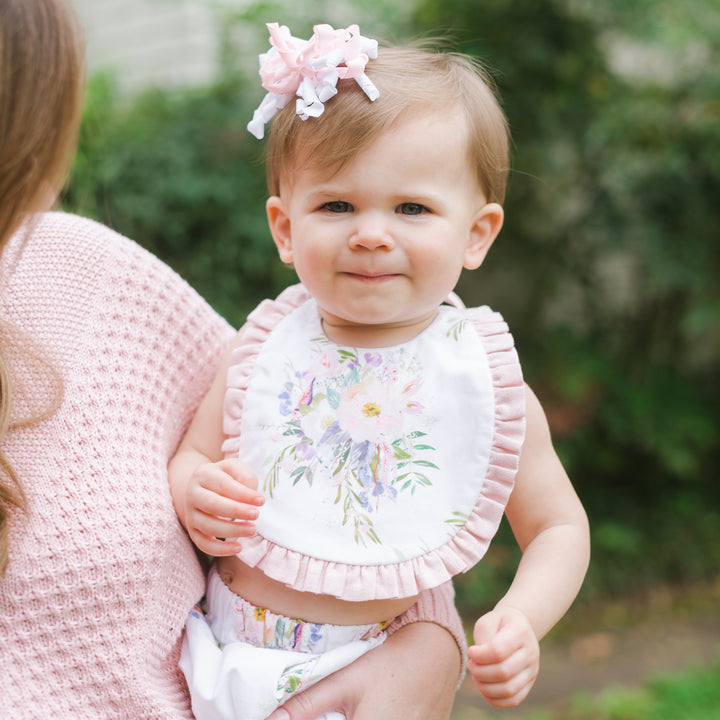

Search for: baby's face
xmin=266 ymin=111 xmax=502 ymax=346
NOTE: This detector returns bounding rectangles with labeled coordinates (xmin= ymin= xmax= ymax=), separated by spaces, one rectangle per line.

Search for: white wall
xmin=72 ymin=0 xmax=419 ymax=95
xmin=73 ymin=0 xmax=233 ymax=94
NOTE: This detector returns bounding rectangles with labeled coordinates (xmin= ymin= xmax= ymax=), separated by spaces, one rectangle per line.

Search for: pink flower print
xmin=403 ymin=379 xmax=420 ymax=395
xmin=336 ymin=379 xmax=404 ymax=443
xmin=320 ymin=351 xmax=338 ymax=375
xmin=298 ymin=377 xmax=315 ymax=407
xmin=265 ymin=340 xmax=437 ymax=546
xmin=402 ymin=379 xmax=424 ymax=414
xmin=277 ymin=453 xmax=296 ymax=476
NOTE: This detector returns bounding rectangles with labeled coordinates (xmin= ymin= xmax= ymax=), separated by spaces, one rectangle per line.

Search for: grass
xmin=451 ymin=657 xmax=720 ymax=720
xmin=562 ymin=658 xmax=720 ymax=720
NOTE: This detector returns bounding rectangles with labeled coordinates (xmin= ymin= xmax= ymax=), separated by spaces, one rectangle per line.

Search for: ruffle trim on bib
xmin=221 ymin=284 xmax=525 ymax=601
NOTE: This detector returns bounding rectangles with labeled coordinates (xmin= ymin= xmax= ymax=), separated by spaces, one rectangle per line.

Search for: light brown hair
xmin=0 ymin=0 xmax=85 ymax=573
xmin=266 ymin=44 xmax=510 ymax=204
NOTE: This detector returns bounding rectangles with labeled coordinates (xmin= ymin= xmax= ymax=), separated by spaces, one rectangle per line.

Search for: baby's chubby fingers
xmin=184 ymin=459 xmax=264 ymax=550
xmin=187 ymin=459 xmax=264 ymax=516
xmin=470 ymin=607 xmax=537 ymax=664
xmin=213 ymin=458 xmax=265 ymax=505
xmin=467 ymin=607 xmax=540 ymax=708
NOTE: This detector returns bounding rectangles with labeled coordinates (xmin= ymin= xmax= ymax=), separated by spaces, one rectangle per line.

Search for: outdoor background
xmin=64 ymin=1 xmax=719 ymax=717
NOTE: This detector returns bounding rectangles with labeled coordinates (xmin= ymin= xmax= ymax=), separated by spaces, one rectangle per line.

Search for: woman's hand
xmin=265 ymin=621 xmax=461 ymax=720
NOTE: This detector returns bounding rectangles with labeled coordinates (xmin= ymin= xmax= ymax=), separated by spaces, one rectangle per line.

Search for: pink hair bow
xmin=247 ymin=22 xmax=379 ymax=139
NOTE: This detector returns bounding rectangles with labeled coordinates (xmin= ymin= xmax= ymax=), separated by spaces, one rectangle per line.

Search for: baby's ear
xmin=266 ymin=196 xmax=293 ymax=263
xmin=464 ymin=202 xmax=504 ymax=270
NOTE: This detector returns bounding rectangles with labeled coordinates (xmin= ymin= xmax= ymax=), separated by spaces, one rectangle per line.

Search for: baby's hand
xmin=183 ymin=458 xmax=264 ymax=556
xmin=467 ymin=606 xmax=540 ymax=708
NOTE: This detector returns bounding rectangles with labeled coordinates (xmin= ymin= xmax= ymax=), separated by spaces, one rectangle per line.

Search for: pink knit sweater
xmin=0 ymin=213 xmax=465 ymax=719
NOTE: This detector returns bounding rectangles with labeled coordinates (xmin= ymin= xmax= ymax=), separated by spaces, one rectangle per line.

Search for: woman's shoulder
xmin=34 ymin=211 xmax=157 ymax=267
xmin=33 ymin=210 xmax=131 ymax=242
xmin=32 ymin=212 xmax=199 ymax=299
xmin=17 ymin=212 xmax=232 ymax=336
xmin=13 ymin=211 xmax=162 ymax=287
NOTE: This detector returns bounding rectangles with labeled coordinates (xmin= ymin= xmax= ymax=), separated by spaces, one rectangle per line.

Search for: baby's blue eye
xmin=398 ymin=203 xmax=426 ymax=215
xmin=322 ymin=201 xmax=352 ymax=213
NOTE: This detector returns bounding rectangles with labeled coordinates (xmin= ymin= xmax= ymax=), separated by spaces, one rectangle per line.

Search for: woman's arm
xmin=266 ymin=607 xmax=463 ymax=720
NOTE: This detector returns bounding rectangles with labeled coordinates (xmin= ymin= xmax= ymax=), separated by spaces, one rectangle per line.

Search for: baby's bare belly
xmin=216 ymin=555 xmax=418 ymax=625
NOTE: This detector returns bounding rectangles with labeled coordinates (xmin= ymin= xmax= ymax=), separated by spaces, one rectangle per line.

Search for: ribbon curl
xmin=247 ymin=22 xmax=379 ymax=139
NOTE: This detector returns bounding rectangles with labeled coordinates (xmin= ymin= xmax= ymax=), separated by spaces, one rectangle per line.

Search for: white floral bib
xmin=222 ymin=285 xmax=525 ymax=601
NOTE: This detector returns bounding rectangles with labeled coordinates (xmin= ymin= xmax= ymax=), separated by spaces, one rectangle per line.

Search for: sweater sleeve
xmin=0 ymin=212 xmax=237 ymax=719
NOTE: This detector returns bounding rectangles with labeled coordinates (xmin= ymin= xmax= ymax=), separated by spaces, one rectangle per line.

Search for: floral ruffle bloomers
xmin=180 ymin=565 xmax=387 ymax=720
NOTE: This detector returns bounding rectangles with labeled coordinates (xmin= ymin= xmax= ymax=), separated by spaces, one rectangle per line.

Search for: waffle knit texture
xmin=0 ymin=213 xmax=466 ymax=718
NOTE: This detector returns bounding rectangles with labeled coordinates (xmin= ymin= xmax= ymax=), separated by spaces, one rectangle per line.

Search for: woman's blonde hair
xmin=0 ymin=0 xmax=85 ymax=573
xmin=266 ymin=44 xmax=510 ymax=204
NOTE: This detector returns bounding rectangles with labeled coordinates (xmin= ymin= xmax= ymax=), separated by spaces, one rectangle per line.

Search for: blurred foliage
xmin=63 ymin=0 xmax=720 ymax=612
xmin=408 ymin=0 xmax=720 ymax=612
xmin=520 ymin=655 xmax=720 ymax=720
xmin=65 ymin=71 xmax=291 ymax=326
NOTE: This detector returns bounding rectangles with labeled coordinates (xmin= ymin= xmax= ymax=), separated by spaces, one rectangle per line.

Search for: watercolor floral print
xmin=263 ymin=339 xmax=439 ymax=546
xmin=275 ymin=656 xmax=322 ymax=703
xmin=273 ymin=619 xmax=386 ymax=703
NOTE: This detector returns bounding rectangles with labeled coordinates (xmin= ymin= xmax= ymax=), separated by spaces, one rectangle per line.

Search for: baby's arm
xmin=467 ymin=383 xmax=590 ymax=708
xmin=168 ymin=336 xmax=265 ymax=557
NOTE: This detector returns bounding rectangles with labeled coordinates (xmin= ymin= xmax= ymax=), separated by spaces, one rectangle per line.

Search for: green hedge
xmin=410 ymin=0 xmax=720 ymax=612
xmin=65 ymin=72 xmax=292 ymax=327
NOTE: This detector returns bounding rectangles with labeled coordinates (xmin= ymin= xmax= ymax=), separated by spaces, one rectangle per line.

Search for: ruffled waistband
xmin=204 ymin=565 xmax=387 ymax=652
